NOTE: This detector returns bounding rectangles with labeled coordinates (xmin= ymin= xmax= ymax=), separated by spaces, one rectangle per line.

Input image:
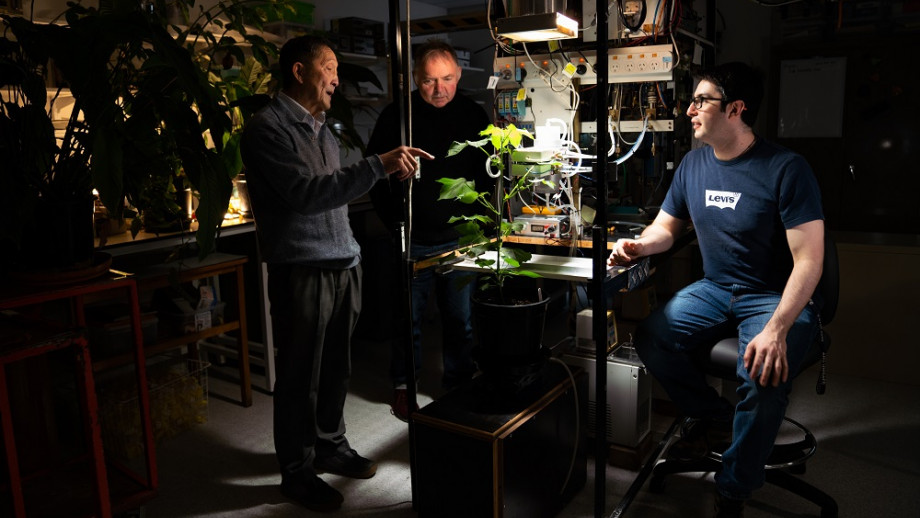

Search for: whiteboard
xmin=777 ymin=57 xmax=847 ymax=138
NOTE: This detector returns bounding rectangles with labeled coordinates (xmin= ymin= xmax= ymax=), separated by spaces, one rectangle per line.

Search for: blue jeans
xmin=391 ymin=242 xmax=476 ymax=388
xmin=634 ymin=279 xmax=819 ymax=500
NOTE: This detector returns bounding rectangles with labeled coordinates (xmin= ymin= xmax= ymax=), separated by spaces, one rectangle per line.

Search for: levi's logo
xmin=706 ymin=190 xmax=741 ymax=209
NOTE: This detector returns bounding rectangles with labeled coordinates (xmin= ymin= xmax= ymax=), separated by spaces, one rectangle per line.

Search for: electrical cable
xmin=548 ymin=356 xmax=580 ymax=496
xmin=484 ymin=152 xmax=501 ymax=179
xmin=655 ymin=82 xmax=669 ymax=111
xmin=670 ymin=30 xmax=681 ymax=71
xmin=613 ymin=116 xmax=650 ymax=166
xmin=487 ymin=0 xmax=518 ymax=55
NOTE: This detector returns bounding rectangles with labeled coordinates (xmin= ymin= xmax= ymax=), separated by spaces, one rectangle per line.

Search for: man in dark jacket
xmin=367 ymin=39 xmax=492 ymax=421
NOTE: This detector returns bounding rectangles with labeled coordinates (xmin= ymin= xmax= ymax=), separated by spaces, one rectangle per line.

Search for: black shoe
xmin=314 ymin=448 xmax=378 ymax=479
xmin=714 ymin=492 xmax=746 ymax=518
xmin=667 ymin=417 xmax=733 ymax=461
xmin=280 ymin=473 xmax=343 ymax=512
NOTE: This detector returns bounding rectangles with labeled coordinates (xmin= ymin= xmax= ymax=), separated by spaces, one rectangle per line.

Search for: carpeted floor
xmin=138 ymin=317 xmax=920 ymax=518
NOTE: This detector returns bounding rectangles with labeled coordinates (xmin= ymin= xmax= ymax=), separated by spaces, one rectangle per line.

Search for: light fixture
xmin=496 ymin=12 xmax=579 ymax=42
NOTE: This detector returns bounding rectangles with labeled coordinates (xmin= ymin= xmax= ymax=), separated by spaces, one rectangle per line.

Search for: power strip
xmin=582 ymin=119 xmax=674 ymax=134
xmin=494 ymin=44 xmax=674 ymax=89
xmin=608 ymin=44 xmax=674 ymax=83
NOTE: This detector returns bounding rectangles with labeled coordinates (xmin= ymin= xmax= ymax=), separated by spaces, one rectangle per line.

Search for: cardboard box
xmin=160 ymin=301 xmax=225 ymax=335
xmin=619 ymin=286 xmax=656 ymax=321
xmin=574 ymin=309 xmax=617 ymax=354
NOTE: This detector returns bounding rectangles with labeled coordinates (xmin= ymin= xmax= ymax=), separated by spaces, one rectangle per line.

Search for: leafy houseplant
xmin=0 ymin=0 xmax=294 ymax=270
xmin=438 ymin=123 xmax=557 ymax=390
xmin=437 ymin=123 xmax=553 ymax=304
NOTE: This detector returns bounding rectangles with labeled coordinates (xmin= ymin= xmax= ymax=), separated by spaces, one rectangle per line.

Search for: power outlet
xmin=607 ymin=44 xmax=674 ymax=84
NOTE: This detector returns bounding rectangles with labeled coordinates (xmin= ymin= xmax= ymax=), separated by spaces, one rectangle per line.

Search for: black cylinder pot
xmin=19 ymin=196 xmax=96 ymax=271
xmin=471 ymin=292 xmax=551 ymax=395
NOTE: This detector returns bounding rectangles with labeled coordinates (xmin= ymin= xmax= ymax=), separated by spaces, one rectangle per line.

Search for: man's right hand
xmin=379 ymin=146 xmax=434 ymax=181
xmin=607 ymin=211 xmax=684 ymax=266
xmin=608 ymin=239 xmax=643 ymax=266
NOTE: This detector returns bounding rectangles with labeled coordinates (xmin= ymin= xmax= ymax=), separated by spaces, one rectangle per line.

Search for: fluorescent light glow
xmin=496 ymin=13 xmax=579 ymax=42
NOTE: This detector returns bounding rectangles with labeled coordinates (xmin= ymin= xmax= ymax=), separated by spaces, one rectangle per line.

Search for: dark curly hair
xmin=700 ymin=62 xmax=764 ymax=127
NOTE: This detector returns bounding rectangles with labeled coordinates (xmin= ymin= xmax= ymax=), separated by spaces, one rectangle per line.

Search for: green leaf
xmin=514 ymin=270 xmax=542 ymax=278
xmin=447 ymin=213 xmax=492 ymax=226
xmin=504 ymin=247 xmax=533 ymax=264
xmin=507 ymin=124 xmax=524 ymax=148
xmin=490 ymin=130 xmax=503 ymax=151
xmin=446 ymin=137 xmax=489 ymax=157
xmin=222 ymin=131 xmax=243 ymax=178
xmin=437 ymin=176 xmax=479 ymax=203
xmin=475 ymin=257 xmax=496 ymax=268
xmin=467 ymin=243 xmax=491 ymax=257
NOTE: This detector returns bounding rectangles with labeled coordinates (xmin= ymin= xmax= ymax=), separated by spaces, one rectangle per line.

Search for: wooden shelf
xmin=505 ymin=234 xmax=616 ymax=249
xmin=92 ymin=321 xmax=240 ymax=372
xmin=126 ymin=253 xmax=252 ymax=407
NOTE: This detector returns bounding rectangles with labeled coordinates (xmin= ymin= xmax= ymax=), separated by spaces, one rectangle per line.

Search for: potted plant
xmin=437 ymin=124 xmax=547 ymax=299
xmin=0 ymin=0 xmax=295 ymax=272
xmin=437 ymin=123 xmax=557 ymax=390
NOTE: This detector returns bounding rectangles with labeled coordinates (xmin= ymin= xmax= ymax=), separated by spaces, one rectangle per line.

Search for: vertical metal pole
xmin=386 ymin=0 xmax=419 ymax=508
xmin=593 ymin=0 xmax=610 ymax=516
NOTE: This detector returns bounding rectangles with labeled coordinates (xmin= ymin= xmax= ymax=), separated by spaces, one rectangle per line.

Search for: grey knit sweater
xmin=241 ymin=94 xmax=385 ymax=268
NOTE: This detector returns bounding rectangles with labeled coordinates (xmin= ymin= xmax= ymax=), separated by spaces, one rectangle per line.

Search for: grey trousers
xmin=267 ymin=262 xmax=362 ymax=478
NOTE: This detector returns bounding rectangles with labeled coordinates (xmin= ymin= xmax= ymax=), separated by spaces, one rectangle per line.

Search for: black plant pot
xmin=18 ymin=196 xmax=96 ymax=271
xmin=471 ymin=291 xmax=551 ymax=393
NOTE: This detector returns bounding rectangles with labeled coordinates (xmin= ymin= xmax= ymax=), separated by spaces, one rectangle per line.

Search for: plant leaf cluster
xmin=437 ymin=123 xmax=555 ymax=301
xmin=0 ymin=0 xmax=294 ymax=259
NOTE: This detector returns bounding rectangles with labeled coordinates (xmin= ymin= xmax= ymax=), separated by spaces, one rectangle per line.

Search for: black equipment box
xmin=412 ymin=362 xmax=586 ymax=518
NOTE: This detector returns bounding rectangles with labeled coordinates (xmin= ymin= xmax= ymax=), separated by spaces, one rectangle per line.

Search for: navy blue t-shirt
xmin=662 ymin=139 xmax=824 ymax=293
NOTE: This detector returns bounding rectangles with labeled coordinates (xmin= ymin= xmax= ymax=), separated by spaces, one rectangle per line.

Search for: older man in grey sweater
xmin=241 ymin=35 xmax=431 ymax=513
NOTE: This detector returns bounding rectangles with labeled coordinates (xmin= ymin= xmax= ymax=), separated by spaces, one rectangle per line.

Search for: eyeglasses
xmin=691 ymin=95 xmax=726 ymax=110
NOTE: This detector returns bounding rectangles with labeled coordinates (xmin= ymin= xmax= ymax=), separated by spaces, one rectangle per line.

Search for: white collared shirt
xmin=277 ymin=91 xmax=326 ymax=134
